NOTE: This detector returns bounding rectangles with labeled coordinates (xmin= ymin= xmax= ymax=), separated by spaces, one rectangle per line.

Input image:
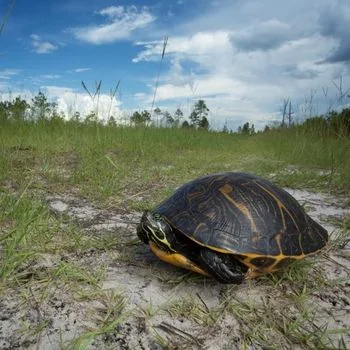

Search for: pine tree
xmin=190 ymin=100 xmax=210 ymax=128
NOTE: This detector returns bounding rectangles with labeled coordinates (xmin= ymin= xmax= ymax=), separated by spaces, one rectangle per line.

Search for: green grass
xmin=167 ymin=297 xmax=219 ymax=326
xmin=0 ymin=191 xmax=53 ymax=284
xmin=1 ymin=120 xmax=349 ymax=210
xmin=68 ymin=290 xmax=128 ymax=350
xmin=226 ymin=295 xmax=336 ymax=349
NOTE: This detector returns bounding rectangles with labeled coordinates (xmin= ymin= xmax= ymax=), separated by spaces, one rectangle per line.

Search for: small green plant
xmin=68 ymin=290 xmax=127 ymax=350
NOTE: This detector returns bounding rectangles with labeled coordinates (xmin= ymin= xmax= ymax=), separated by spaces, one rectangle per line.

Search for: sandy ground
xmin=0 ymin=188 xmax=349 ymax=349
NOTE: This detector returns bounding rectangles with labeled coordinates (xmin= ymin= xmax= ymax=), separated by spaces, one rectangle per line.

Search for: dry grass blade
xmin=161 ymin=36 xmax=168 ymax=59
xmin=151 ymin=36 xmax=168 ymax=114
xmin=0 ymin=0 xmax=15 ymax=34
xmin=81 ymin=81 xmax=92 ymax=99
xmin=196 ymin=292 xmax=210 ymax=313
xmin=110 ymin=80 xmax=121 ymax=98
xmin=322 ymin=253 xmax=350 ymax=273
xmin=157 ymin=321 xmax=200 ymax=345
xmin=107 ymin=80 xmax=121 ymax=119
xmin=125 ymin=183 xmax=163 ymax=200
xmin=94 ymin=80 xmax=102 ymax=100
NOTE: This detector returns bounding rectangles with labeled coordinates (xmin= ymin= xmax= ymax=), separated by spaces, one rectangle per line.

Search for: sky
xmin=1 ymin=0 xmax=350 ymax=130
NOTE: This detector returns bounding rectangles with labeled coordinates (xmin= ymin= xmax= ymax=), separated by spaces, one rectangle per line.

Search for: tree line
xmin=0 ymin=92 xmax=211 ymax=130
xmin=233 ymin=109 xmax=350 ymax=137
xmin=1 ymin=92 xmax=349 ymax=137
xmin=130 ymin=99 xmax=210 ymax=130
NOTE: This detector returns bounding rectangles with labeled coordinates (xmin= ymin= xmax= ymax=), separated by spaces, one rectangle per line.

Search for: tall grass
xmin=1 ymin=118 xmax=349 ymax=209
xmin=257 ymin=124 xmax=350 ymax=191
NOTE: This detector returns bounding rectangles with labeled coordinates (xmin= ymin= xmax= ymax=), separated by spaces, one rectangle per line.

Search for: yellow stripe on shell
xmin=219 ymin=184 xmax=258 ymax=232
xmin=254 ymin=181 xmax=300 ymax=232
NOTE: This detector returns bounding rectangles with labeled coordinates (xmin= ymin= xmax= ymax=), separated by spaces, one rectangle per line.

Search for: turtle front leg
xmin=199 ymin=248 xmax=247 ymax=284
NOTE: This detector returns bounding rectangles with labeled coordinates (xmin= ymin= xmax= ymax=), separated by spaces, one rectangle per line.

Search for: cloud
xmin=318 ymin=3 xmax=350 ymax=63
xmin=132 ymin=25 xmax=347 ymax=129
xmin=0 ymin=70 xmax=20 ymax=90
xmin=40 ymin=74 xmax=61 ymax=79
xmin=0 ymin=69 xmax=20 ymax=80
xmin=72 ymin=6 xmax=156 ymax=44
xmin=43 ymin=86 xmax=121 ymax=121
xmin=67 ymin=68 xmax=91 ymax=73
xmin=30 ymin=34 xmax=58 ymax=54
xmin=133 ymin=31 xmax=232 ymax=63
xmin=99 ymin=6 xmax=125 ymax=18
xmin=282 ymin=65 xmax=319 ymax=80
xmin=0 ymin=90 xmax=35 ymax=103
xmin=74 ymin=68 xmax=91 ymax=73
xmin=230 ymin=19 xmax=296 ymax=52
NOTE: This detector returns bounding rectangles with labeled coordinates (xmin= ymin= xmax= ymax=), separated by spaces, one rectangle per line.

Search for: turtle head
xmin=137 ymin=211 xmax=174 ymax=252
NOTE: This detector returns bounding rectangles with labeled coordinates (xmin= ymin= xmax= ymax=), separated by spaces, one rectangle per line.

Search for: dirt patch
xmin=0 ymin=189 xmax=349 ymax=349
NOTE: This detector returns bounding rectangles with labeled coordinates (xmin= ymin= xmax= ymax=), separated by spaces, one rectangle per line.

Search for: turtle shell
xmin=155 ymin=172 xmax=328 ymax=264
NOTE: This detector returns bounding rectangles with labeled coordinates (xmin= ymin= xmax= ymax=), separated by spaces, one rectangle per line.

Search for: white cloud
xmin=99 ymin=6 xmax=125 ymax=18
xmin=30 ymin=34 xmax=41 ymax=41
xmin=133 ymin=31 xmax=231 ymax=63
xmin=134 ymin=92 xmax=148 ymax=101
xmin=40 ymin=74 xmax=61 ymax=79
xmin=0 ymin=90 xmax=35 ymax=103
xmin=74 ymin=68 xmax=91 ymax=73
xmin=72 ymin=6 xmax=156 ymax=44
xmin=0 ymin=69 xmax=20 ymax=80
xmin=30 ymin=34 xmax=58 ymax=54
xmin=41 ymin=86 xmax=122 ymax=121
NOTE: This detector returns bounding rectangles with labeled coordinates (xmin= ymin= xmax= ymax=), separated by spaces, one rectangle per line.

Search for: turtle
xmin=137 ymin=172 xmax=328 ymax=284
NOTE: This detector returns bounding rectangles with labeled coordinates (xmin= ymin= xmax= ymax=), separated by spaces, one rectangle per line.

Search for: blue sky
xmin=1 ymin=0 xmax=350 ymax=130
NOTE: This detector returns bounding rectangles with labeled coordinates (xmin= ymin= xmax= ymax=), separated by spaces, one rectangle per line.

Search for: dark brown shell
xmin=155 ymin=172 xmax=328 ymax=258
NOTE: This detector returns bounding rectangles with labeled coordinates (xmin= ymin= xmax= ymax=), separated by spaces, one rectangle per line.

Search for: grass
xmin=1 ymin=120 xmax=350 ymax=209
xmin=226 ymin=296 xmax=334 ymax=349
xmin=221 ymin=263 xmax=347 ymax=349
xmin=167 ymin=297 xmax=219 ymax=326
xmin=69 ymin=290 xmax=128 ymax=350
xmin=0 ymin=191 xmax=53 ymax=284
xmin=0 ymin=118 xmax=349 ymax=348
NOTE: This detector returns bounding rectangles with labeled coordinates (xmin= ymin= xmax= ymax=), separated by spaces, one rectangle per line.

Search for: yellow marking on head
xmin=219 ymin=184 xmax=258 ymax=232
xmin=149 ymin=242 xmax=209 ymax=276
xmin=254 ymin=182 xmax=299 ymax=231
xmin=147 ymin=226 xmax=175 ymax=252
